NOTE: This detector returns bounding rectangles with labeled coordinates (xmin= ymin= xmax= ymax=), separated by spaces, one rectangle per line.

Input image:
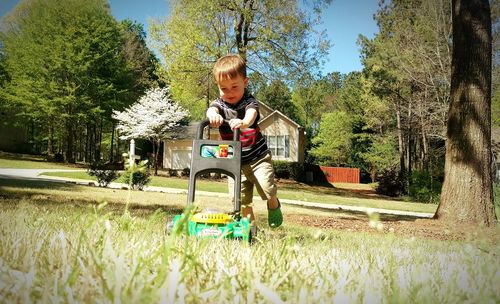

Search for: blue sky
xmin=1 ymin=0 xmax=379 ymax=74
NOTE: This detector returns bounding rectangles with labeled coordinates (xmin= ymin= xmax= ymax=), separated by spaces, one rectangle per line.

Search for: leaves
xmin=149 ymin=0 xmax=330 ymax=118
xmin=310 ymin=111 xmax=354 ymax=166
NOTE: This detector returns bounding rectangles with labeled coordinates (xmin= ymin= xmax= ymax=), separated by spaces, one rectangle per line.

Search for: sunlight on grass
xmin=0 ymin=157 xmax=78 ymax=169
xmin=39 ymin=170 xmax=436 ymax=214
xmin=0 ymin=199 xmax=497 ymax=303
xmin=2 ymin=153 xmax=435 ymax=215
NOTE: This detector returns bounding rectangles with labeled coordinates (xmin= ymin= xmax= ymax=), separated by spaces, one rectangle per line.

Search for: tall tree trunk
xmin=420 ymin=89 xmax=429 ymax=170
xmin=96 ymin=119 xmax=102 ymax=162
xmin=115 ymin=130 xmax=121 ymax=164
xmin=406 ymin=98 xmax=412 ymax=194
xmin=47 ymin=122 xmax=54 ymax=155
xmin=435 ymin=0 xmax=495 ymax=225
xmin=85 ymin=124 xmax=89 ymax=163
xmin=66 ymin=120 xmax=75 ymax=163
xmin=396 ymin=98 xmax=406 ymax=176
xmin=110 ymin=122 xmax=115 ymax=163
xmin=92 ymin=124 xmax=97 ymax=163
xmin=154 ymin=139 xmax=160 ymax=176
xmin=420 ymin=109 xmax=429 ymax=171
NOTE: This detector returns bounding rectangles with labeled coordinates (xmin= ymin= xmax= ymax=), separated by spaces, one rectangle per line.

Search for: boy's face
xmin=217 ymin=75 xmax=248 ymax=105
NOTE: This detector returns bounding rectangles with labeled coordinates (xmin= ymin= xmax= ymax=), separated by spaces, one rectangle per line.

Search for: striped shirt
xmin=209 ymin=92 xmax=269 ymax=165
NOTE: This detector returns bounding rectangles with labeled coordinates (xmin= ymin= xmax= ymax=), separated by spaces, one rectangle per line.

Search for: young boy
xmin=206 ymin=54 xmax=282 ymax=230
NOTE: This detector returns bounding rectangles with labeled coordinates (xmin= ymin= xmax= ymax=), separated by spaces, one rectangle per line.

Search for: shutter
xmin=285 ymin=135 xmax=289 ymax=158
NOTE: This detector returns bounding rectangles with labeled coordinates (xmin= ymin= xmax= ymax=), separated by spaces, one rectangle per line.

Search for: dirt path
xmin=285 ymin=212 xmax=499 ymax=243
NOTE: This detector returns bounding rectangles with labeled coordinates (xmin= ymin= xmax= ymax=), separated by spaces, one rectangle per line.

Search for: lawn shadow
xmin=0 ymin=176 xmax=185 ymax=216
xmin=0 ymin=151 xmax=87 ymax=168
xmin=278 ymin=180 xmax=404 ymax=201
xmin=292 ymin=203 xmax=429 ymax=223
xmin=0 ymin=175 xmax=82 ymax=191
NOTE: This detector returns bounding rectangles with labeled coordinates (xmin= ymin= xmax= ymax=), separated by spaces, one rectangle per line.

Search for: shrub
xmin=167 ymin=169 xmax=178 ymax=177
xmin=272 ymin=161 xmax=304 ymax=181
xmin=46 ymin=153 xmax=64 ymax=163
xmin=375 ymin=168 xmax=405 ymax=197
xmin=303 ymin=163 xmax=329 ymax=184
xmin=408 ymin=170 xmax=442 ymax=204
xmin=181 ymin=167 xmax=190 ymax=177
xmin=273 ymin=161 xmax=290 ymax=179
xmin=288 ymin=162 xmax=305 ymax=181
xmin=87 ymin=161 xmax=120 ymax=187
xmin=122 ymin=160 xmax=151 ymax=190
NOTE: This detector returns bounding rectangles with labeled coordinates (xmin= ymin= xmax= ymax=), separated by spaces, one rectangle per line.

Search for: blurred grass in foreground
xmin=0 ymin=196 xmax=497 ymax=303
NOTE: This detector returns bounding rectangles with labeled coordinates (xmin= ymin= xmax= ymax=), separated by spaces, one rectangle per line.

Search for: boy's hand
xmin=229 ymin=118 xmax=247 ymax=130
xmin=207 ymin=109 xmax=223 ymax=127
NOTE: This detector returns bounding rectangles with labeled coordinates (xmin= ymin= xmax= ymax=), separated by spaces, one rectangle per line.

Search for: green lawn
xmin=39 ymin=170 xmax=437 ymax=214
xmin=0 ymin=153 xmax=436 ymax=214
xmin=0 ymin=165 xmax=497 ymax=302
xmin=0 ymin=152 xmax=81 ymax=169
xmin=0 ymin=192 xmax=497 ymax=303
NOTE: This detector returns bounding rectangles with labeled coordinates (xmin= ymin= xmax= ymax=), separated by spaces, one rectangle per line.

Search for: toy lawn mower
xmin=167 ymin=119 xmax=252 ymax=242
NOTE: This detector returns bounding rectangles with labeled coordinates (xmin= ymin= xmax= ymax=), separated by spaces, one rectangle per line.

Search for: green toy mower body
xmin=168 ymin=119 xmax=252 ymax=242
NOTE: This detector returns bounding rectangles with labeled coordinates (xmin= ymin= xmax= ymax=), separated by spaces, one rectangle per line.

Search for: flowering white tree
xmin=112 ymin=87 xmax=189 ymax=175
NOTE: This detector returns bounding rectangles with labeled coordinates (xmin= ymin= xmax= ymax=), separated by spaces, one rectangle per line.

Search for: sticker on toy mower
xmin=198 ymin=227 xmax=223 ymax=237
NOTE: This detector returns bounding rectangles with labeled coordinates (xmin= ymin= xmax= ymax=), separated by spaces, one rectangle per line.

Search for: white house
xmin=162 ymin=102 xmax=306 ymax=170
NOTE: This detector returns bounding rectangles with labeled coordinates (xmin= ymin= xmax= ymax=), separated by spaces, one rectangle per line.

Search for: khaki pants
xmin=228 ymin=152 xmax=277 ymax=206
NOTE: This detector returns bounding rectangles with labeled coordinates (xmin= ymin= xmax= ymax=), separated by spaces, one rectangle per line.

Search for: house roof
xmin=169 ymin=122 xmax=217 ymax=140
xmin=168 ymin=101 xmax=302 ymax=140
xmin=259 ymin=108 xmax=303 ymax=129
xmin=259 ymin=101 xmax=274 ymax=115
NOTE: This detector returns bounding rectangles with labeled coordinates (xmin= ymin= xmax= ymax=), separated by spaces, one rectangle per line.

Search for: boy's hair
xmin=213 ymin=54 xmax=247 ymax=82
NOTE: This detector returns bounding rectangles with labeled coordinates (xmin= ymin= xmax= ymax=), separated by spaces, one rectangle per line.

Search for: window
xmin=265 ymin=135 xmax=289 ymax=158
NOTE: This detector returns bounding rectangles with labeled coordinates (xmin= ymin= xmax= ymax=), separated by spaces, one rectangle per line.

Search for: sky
xmin=1 ymin=0 xmax=380 ymax=75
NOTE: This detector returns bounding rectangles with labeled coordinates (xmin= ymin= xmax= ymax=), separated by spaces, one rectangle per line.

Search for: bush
xmin=272 ymin=161 xmax=304 ymax=181
xmin=181 ymin=167 xmax=190 ymax=177
xmin=122 ymin=160 xmax=151 ymax=190
xmin=273 ymin=161 xmax=290 ymax=179
xmin=408 ymin=170 xmax=442 ymax=204
xmin=167 ymin=169 xmax=178 ymax=177
xmin=303 ymin=163 xmax=329 ymax=184
xmin=375 ymin=169 xmax=406 ymax=197
xmin=87 ymin=162 xmax=120 ymax=187
xmin=46 ymin=153 xmax=64 ymax=163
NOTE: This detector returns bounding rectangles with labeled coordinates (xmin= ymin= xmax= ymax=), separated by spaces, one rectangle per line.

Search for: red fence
xmin=319 ymin=166 xmax=360 ymax=183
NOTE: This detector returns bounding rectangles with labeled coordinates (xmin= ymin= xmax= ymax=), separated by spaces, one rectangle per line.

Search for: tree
xmin=112 ymin=87 xmax=189 ymax=175
xmin=361 ymin=135 xmax=399 ymax=181
xmin=492 ymin=0 xmax=500 ymax=127
xmin=310 ymin=111 xmax=354 ymax=166
xmin=292 ymin=72 xmax=342 ymax=136
xmin=107 ymin=19 xmax=162 ymax=162
xmin=435 ymin=0 xmax=496 ymax=225
xmin=1 ymin=0 xmax=132 ymax=162
xmin=149 ymin=0 xmax=330 ymax=118
xmin=256 ymin=79 xmax=301 ymax=123
xmin=359 ymin=0 xmax=452 ymax=191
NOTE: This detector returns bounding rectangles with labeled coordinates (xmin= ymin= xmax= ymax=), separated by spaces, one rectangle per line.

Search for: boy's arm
xmin=207 ymin=106 xmax=223 ymax=127
xmin=229 ymin=108 xmax=257 ymax=130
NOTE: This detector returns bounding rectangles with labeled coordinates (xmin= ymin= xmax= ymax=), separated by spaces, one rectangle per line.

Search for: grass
xmin=0 ymin=191 xmax=498 ymax=303
xmin=0 ymin=152 xmax=436 ymax=214
xmin=0 ymin=169 xmax=498 ymax=302
xmin=38 ymin=171 xmax=437 ymax=214
xmin=0 ymin=157 xmax=80 ymax=169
